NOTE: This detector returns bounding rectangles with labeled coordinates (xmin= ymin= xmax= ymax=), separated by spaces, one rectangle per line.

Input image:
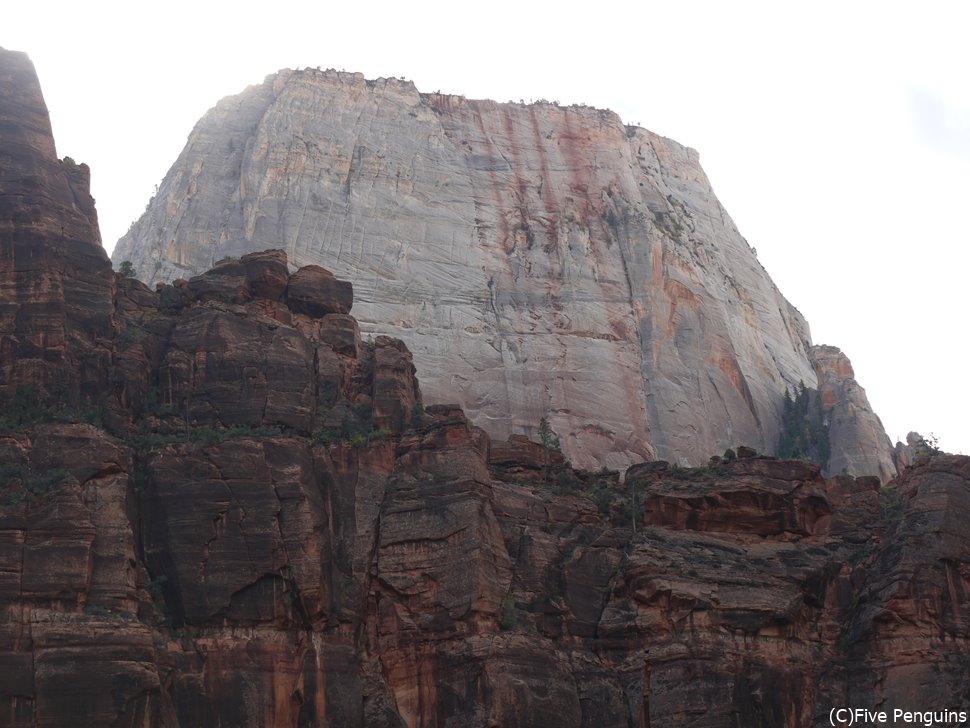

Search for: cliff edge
xmin=112 ymin=67 xmax=895 ymax=479
xmin=3 ymin=51 xmax=969 ymax=727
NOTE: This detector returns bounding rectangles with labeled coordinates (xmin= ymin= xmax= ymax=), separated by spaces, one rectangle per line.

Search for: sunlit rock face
xmin=113 ymin=67 xmax=892 ymax=477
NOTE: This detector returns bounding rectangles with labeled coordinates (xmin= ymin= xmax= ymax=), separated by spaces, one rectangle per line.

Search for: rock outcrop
xmin=4 ymin=412 xmax=969 ymax=726
xmin=0 ymin=48 xmax=113 ymax=409
xmin=9 ymin=49 xmax=969 ymax=728
xmin=809 ymin=344 xmax=895 ymax=482
xmin=112 ymin=67 xmax=894 ymax=478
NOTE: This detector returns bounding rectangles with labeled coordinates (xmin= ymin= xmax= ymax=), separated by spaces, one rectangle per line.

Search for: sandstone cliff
xmin=811 ymin=345 xmax=896 ymax=483
xmin=3 ymin=51 xmax=970 ymax=726
xmin=0 ymin=48 xmax=113 ymax=409
xmin=112 ymin=67 xmax=895 ymax=479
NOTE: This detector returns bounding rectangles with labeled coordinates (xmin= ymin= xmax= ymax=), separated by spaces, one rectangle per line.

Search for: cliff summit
xmin=112 ymin=66 xmax=895 ymax=480
xmin=2 ymin=50 xmax=970 ymax=727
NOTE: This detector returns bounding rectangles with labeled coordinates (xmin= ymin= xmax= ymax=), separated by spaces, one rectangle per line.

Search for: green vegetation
xmin=342 ymin=427 xmax=392 ymax=448
xmin=132 ymin=469 xmax=146 ymax=497
xmin=913 ymin=432 xmax=944 ymax=457
xmin=589 ymin=480 xmax=612 ymax=516
xmin=311 ymin=427 xmax=341 ymax=445
xmin=158 ymin=285 xmax=183 ymax=314
xmin=0 ymin=384 xmax=105 ymax=432
xmin=141 ymin=387 xmax=178 ymax=419
xmin=0 ymin=464 xmax=69 ymax=506
xmin=118 ymin=260 xmax=135 ymax=277
xmin=0 ymin=384 xmax=46 ymax=429
xmin=312 ymin=403 xmax=391 ymax=447
xmin=538 ymin=416 xmax=561 ymax=485
xmin=136 ymin=386 xmax=296 ymax=448
xmin=118 ymin=325 xmax=140 ymax=350
xmin=552 ymin=467 xmax=617 ymax=519
xmin=186 ymin=424 xmax=284 ymax=445
xmin=554 ymin=467 xmax=582 ymax=491
xmin=136 ymin=423 xmax=284 ymax=450
xmin=148 ymin=574 xmax=172 ymax=627
xmin=777 ymin=381 xmax=831 ymax=469
xmin=498 ymin=593 xmax=518 ymax=630
xmin=410 ymin=401 xmax=426 ymax=429
xmin=137 ymin=386 xmax=390 ymax=452
xmin=880 ymin=485 xmax=905 ymax=529
xmin=538 ymin=417 xmax=560 ymax=452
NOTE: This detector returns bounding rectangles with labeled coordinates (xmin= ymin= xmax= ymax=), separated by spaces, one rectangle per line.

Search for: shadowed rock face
xmin=0 ymin=48 xmax=113 ymax=408
xmin=112 ymin=66 xmax=895 ymax=479
xmin=6 ymin=49 xmax=966 ymax=728
xmin=3 ymin=417 xmax=967 ymax=726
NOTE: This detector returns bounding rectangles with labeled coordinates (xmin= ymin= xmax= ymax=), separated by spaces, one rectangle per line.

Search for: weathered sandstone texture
xmin=112 ymin=67 xmax=895 ymax=478
xmin=810 ymin=345 xmax=896 ymax=483
xmin=5 ymin=419 xmax=969 ymax=726
xmin=8 ymin=49 xmax=965 ymax=728
xmin=0 ymin=48 xmax=113 ymax=408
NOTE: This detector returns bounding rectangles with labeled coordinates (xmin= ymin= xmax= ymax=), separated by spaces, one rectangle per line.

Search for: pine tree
xmin=538 ymin=417 xmax=560 ymax=485
xmin=777 ymin=382 xmax=831 ymax=469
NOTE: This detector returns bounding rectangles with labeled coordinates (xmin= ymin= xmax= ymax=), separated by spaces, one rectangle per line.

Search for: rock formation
xmin=0 ymin=48 xmax=113 ymax=409
xmin=3 ymin=50 xmax=970 ymax=726
xmin=112 ymin=67 xmax=895 ymax=478
xmin=810 ymin=345 xmax=896 ymax=482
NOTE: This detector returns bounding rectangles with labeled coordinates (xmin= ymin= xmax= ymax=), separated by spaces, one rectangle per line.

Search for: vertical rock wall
xmin=3 ymin=50 xmax=970 ymax=726
xmin=112 ymin=68 xmax=894 ymax=477
xmin=810 ymin=344 xmax=895 ymax=482
xmin=0 ymin=48 xmax=114 ymax=407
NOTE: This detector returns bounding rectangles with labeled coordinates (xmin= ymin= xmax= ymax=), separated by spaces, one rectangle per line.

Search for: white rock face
xmin=114 ymin=68 xmax=893 ymax=477
xmin=810 ymin=345 xmax=896 ymax=482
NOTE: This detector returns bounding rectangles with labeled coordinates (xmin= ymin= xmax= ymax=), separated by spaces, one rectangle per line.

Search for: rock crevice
xmin=2 ymin=50 xmax=952 ymax=727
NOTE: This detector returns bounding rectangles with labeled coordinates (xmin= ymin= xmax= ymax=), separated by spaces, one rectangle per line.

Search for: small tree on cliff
xmin=118 ymin=260 xmax=135 ymax=278
xmin=914 ymin=432 xmax=944 ymax=458
xmin=777 ymin=381 xmax=831 ymax=469
xmin=538 ymin=416 xmax=561 ymax=485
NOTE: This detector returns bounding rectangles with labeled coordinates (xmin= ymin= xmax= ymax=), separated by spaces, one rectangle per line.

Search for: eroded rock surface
xmin=5 ymin=49 xmax=967 ymax=728
xmin=5 ymin=414 xmax=968 ymax=726
xmin=112 ymin=66 xmax=894 ymax=478
xmin=810 ymin=344 xmax=896 ymax=482
xmin=0 ymin=48 xmax=113 ymax=408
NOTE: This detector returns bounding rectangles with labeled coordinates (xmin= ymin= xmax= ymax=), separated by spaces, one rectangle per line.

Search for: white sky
xmin=6 ymin=0 xmax=969 ymax=455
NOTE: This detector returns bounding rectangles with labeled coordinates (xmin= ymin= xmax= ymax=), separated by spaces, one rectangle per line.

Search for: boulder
xmin=286 ymin=264 xmax=353 ymax=316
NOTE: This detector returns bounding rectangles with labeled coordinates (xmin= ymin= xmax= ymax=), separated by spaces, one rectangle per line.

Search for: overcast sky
xmin=7 ymin=0 xmax=969 ymax=455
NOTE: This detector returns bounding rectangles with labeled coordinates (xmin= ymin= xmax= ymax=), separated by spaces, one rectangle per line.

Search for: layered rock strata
xmin=4 ymin=411 xmax=969 ymax=725
xmin=0 ymin=48 xmax=113 ymax=407
xmin=112 ymin=66 xmax=895 ymax=478
xmin=6 ymin=49 xmax=965 ymax=728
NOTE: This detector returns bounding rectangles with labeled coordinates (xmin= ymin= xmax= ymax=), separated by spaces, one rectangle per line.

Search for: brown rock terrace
xmin=2 ymin=48 xmax=970 ymax=728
